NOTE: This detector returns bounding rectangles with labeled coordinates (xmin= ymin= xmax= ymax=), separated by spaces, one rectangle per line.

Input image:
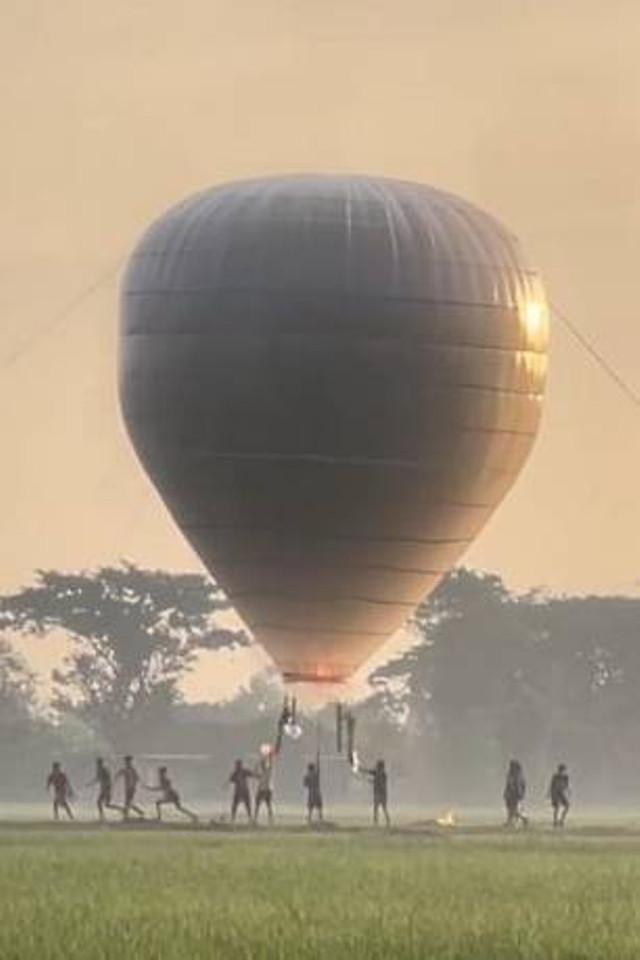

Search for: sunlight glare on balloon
xmin=525 ymin=300 xmax=548 ymax=337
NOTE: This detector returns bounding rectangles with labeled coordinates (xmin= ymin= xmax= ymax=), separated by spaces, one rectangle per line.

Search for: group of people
xmin=228 ymin=754 xmax=277 ymax=824
xmin=503 ymin=760 xmax=571 ymax=828
xmin=47 ymin=755 xmax=572 ymax=828
xmin=46 ymin=756 xmax=198 ymax=823
xmin=45 ymin=754 xmax=392 ymax=826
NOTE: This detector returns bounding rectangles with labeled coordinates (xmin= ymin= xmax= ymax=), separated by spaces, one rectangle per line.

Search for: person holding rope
xmin=86 ymin=757 xmax=123 ymax=821
xmin=361 ymin=759 xmax=390 ymax=827
xmin=253 ymin=697 xmax=297 ymax=824
xmin=254 ymin=747 xmax=276 ymax=824
xmin=145 ymin=766 xmax=199 ymax=823
xmin=115 ymin=755 xmax=145 ymax=820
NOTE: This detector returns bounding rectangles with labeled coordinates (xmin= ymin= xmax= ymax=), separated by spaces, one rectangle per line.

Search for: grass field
xmin=2 ymin=821 xmax=640 ymax=959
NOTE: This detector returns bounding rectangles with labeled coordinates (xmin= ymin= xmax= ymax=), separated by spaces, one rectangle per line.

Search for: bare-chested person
xmin=254 ymin=753 xmax=275 ymax=825
xmin=146 ymin=766 xmax=198 ymax=823
xmin=86 ymin=757 xmax=123 ymax=821
xmin=229 ymin=759 xmax=253 ymax=823
xmin=46 ymin=762 xmax=74 ymax=821
xmin=503 ymin=759 xmax=528 ymax=828
xmin=549 ymin=763 xmax=571 ymax=828
xmin=115 ymin=755 xmax=145 ymax=819
xmin=361 ymin=759 xmax=390 ymax=827
xmin=303 ymin=762 xmax=323 ymax=823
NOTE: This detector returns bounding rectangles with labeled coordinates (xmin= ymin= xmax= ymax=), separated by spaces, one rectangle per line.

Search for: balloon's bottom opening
xmin=282 ymin=670 xmax=347 ymax=685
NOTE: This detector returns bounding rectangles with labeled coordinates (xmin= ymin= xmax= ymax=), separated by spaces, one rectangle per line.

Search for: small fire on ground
xmin=435 ymin=809 xmax=457 ymax=827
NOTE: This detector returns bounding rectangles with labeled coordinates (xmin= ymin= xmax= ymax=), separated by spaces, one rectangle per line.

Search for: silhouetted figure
xmin=274 ymin=696 xmax=297 ymax=754
xmin=254 ymin=754 xmax=274 ymax=824
xmin=146 ymin=766 xmax=198 ymax=823
xmin=362 ymin=759 xmax=390 ymax=826
xmin=115 ymin=755 xmax=145 ymax=819
xmin=303 ymin=762 xmax=323 ymax=823
xmin=46 ymin=762 xmax=74 ymax=821
xmin=87 ymin=757 xmax=122 ymax=821
xmin=229 ymin=759 xmax=253 ymax=823
xmin=549 ymin=764 xmax=570 ymax=827
xmin=503 ymin=759 xmax=528 ymax=828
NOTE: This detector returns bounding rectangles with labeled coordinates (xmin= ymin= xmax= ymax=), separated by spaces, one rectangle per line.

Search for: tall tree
xmin=375 ymin=570 xmax=555 ymax=798
xmin=0 ymin=637 xmax=38 ymax=738
xmin=374 ymin=569 xmax=640 ymax=802
xmin=0 ymin=564 xmax=247 ymax=748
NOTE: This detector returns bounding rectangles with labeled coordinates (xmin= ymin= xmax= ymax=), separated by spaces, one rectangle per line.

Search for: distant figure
xmin=229 ymin=759 xmax=253 ymax=823
xmin=115 ymin=755 xmax=145 ymax=820
xmin=362 ymin=759 xmax=390 ymax=826
xmin=46 ymin=762 xmax=74 ymax=821
xmin=549 ymin=763 xmax=570 ymax=827
xmin=87 ymin=757 xmax=122 ymax=821
xmin=503 ymin=759 xmax=528 ymax=828
xmin=146 ymin=766 xmax=198 ymax=823
xmin=254 ymin=754 xmax=275 ymax=824
xmin=303 ymin=762 xmax=323 ymax=823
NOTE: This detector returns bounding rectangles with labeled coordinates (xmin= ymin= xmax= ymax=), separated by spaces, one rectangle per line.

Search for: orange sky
xmin=2 ymin=1 xmax=640 ymax=698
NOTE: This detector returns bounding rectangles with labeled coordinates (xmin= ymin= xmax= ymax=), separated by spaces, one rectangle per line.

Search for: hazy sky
xmin=2 ymin=1 xmax=640 ymax=697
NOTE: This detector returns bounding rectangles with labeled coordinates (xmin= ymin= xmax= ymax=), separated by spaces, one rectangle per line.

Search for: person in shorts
xmin=87 ymin=757 xmax=122 ymax=821
xmin=115 ymin=755 xmax=145 ymax=819
xmin=303 ymin=762 xmax=323 ymax=823
xmin=254 ymin=753 xmax=275 ymax=825
xmin=46 ymin=762 xmax=74 ymax=821
xmin=361 ymin=759 xmax=390 ymax=827
xmin=503 ymin=759 xmax=528 ymax=828
xmin=229 ymin=759 xmax=253 ymax=823
xmin=549 ymin=763 xmax=570 ymax=827
xmin=146 ymin=766 xmax=198 ymax=823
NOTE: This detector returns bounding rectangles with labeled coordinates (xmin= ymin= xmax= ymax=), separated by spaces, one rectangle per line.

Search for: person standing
xmin=228 ymin=759 xmax=253 ymax=823
xmin=115 ymin=755 xmax=145 ymax=820
xmin=254 ymin=752 xmax=275 ymax=825
xmin=46 ymin=762 xmax=74 ymax=821
xmin=362 ymin=759 xmax=390 ymax=827
xmin=303 ymin=762 xmax=323 ymax=823
xmin=549 ymin=763 xmax=571 ymax=827
xmin=503 ymin=759 xmax=528 ymax=828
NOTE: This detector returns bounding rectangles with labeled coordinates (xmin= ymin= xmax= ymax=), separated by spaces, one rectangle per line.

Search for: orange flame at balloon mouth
xmin=283 ymin=668 xmax=348 ymax=684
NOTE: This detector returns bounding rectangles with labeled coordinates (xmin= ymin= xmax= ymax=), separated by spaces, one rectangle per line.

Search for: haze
xmin=1 ymin=1 xmax=640 ymax=698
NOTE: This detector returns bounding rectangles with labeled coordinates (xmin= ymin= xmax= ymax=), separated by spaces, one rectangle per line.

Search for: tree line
xmin=1 ymin=565 xmax=640 ymax=805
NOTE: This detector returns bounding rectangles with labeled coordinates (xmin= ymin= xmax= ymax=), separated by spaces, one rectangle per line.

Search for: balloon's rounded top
xmin=134 ymin=172 xmax=517 ymax=245
xmin=125 ymin=174 xmax=542 ymax=325
xmin=121 ymin=174 xmax=548 ymax=685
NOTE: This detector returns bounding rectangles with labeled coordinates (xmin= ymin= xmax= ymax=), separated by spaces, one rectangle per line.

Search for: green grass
xmin=2 ymin=824 xmax=640 ymax=959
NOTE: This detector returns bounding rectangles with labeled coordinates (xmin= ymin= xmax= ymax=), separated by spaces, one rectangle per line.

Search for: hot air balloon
xmin=119 ymin=174 xmax=548 ymax=685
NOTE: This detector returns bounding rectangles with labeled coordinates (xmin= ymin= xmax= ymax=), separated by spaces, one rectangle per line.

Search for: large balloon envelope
xmin=120 ymin=174 xmax=548 ymax=683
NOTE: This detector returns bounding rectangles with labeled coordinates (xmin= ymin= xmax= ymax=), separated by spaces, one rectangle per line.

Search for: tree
xmin=0 ymin=637 xmax=64 ymax=801
xmin=371 ymin=568 xmax=640 ymax=803
xmin=0 ymin=637 xmax=38 ymax=738
xmin=373 ymin=569 xmax=535 ymax=797
xmin=0 ymin=564 xmax=247 ymax=748
xmin=515 ymin=594 xmax=640 ymax=797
